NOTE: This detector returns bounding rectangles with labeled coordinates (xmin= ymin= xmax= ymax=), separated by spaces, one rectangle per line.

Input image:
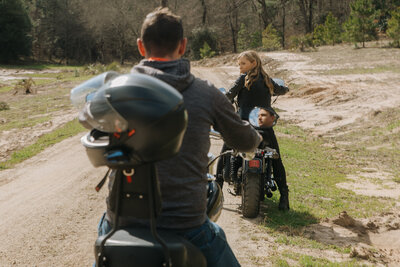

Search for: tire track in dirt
xmin=0 ymin=135 xmax=108 ymax=266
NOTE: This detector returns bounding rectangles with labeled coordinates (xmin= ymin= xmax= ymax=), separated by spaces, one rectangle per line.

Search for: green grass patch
xmin=261 ymin=121 xmax=393 ymax=228
xmin=0 ymin=85 xmax=13 ymax=93
xmin=332 ymin=107 xmax=400 ymax=183
xmin=272 ymin=231 xmax=351 ymax=254
xmin=0 ymin=63 xmax=84 ymax=71
xmin=0 ymin=115 xmax=51 ymax=131
xmin=259 ymin=111 xmax=398 ymax=265
xmin=0 ymin=93 xmax=73 ymax=132
xmin=0 ymin=119 xmax=85 ymax=169
xmin=272 ymin=251 xmax=364 ymax=267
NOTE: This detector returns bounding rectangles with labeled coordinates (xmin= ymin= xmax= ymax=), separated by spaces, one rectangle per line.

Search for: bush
xmin=199 ymin=42 xmax=216 ymax=59
xmin=0 ymin=101 xmax=9 ymax=111
xmin=342 ymin=0 xmax=378 ymax=48
xmin=289 ymin=34 xmax=315 ymax=52
xmin=324 ymin=12 xmax=342 ymax=45
xmin=105 ymin=61 xmax=121 ymax=72
xmin=250 ymin=31 xmax=262 ymax=49
xmin=313 ymin=13 xmax=342 ymax=46
xmin=12 ymin=78 xmax=36 ymax=95
xmin=237 ymin=24 xmax=263 ymax=51
xmin=313 ymin=24 xmax=326 ymax=46
xmin=387 ymin=7 xmax=400 ymax=48
xmin=82 ymin=62 xmax=121 ymax=75
xmin=190 ymin=27 xmax=218 ymax=60
xmin=262 ymin=24 xmax=281 ymax=51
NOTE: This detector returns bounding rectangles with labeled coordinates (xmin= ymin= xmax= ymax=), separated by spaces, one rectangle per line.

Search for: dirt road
xmin=1 ymin=45 xmax=400 ymax=266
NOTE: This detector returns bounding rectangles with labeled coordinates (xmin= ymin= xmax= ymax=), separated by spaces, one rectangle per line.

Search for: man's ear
xmin=178 ymin=38 xmax=187 ymax=56
xmin=137 ymin=39 xmax=146 ymax=57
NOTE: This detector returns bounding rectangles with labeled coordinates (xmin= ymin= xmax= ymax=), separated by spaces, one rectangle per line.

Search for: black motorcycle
xmin=71 ymin=72 xmax=223 ymax=267
xmin=211 ymin=123 xmax=279 ymax=218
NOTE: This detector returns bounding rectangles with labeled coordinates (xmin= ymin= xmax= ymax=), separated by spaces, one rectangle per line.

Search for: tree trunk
xmin=308 ymin=0 xmax=313 ymax=33
xmin=298 ymin=0 xmax=315 ymax=33
xmin=281 ymin=1 xmax=286 ymax=48
xmin=255 ymin=0 xmax=269 ymax=29
xmin=200 ymin=0 xmax=207 ymax=25
xmin=161 ymin=0 xmax=168 ymax=7
xmin=229 ymin=13 xmax=238 ymax=53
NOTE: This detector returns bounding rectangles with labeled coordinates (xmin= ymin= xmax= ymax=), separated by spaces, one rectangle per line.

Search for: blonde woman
xmin=226 ymin=50 xmax=288 ymax=120
xmin=220 ymin=51 xmax=290 ymax=210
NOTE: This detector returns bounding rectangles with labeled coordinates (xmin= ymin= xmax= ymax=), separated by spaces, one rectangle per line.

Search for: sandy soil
xmin=1 ymin=44 xmax=400 ymax=266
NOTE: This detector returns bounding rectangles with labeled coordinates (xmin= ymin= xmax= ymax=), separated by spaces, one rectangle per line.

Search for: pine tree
xmin=199 ymin=42 xmax=216 ymax=58
xmin=0 ymin=0 xmax=32 ymax=63
xmin=343 ymin=0 xmax=378 ymax=48
xmin=237 ymin=23 xmax=249 ymax=52
xmin=387 ymin=7 xmax=400 ymax=47
xmin=324 ymin=12 xmax=342 ymax=45
xmin=262 ymin=24 xmax=281 ymax=51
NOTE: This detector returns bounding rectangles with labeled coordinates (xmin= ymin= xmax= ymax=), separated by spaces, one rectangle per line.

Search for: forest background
xmin=1 ymin=0 xmax=400 ymax=65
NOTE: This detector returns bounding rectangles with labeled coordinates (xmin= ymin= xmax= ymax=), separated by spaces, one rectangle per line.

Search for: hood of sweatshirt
xmin=131 ymin=58 xmax=194 ymax=92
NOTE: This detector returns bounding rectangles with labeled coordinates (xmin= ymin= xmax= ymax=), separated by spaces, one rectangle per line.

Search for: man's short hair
xmin=260 ymin=107 xmax=277 ymax=117
xmin=141 ymin=7 xmax=183 ymax=57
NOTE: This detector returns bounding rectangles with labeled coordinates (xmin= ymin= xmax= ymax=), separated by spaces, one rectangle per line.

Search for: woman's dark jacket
xmin=226 ymin=73 xmax=288 ymax=109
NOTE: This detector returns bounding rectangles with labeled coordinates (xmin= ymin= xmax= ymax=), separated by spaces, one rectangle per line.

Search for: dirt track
xmin=1 ymin=45 xmax=400 ymax=266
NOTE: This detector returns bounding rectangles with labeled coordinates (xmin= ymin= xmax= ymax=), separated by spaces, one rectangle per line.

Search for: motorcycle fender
xmin=244 ymin=160 xmax=262 ymax=174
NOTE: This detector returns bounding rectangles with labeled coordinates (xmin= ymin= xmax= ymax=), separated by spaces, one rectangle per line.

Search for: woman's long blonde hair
xmin=238 ymin=50 xmax=274 ymax=94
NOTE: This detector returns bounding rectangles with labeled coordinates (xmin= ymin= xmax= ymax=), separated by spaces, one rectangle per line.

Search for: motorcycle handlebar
xmin=209 ymin=130 xmax=279 ymax=160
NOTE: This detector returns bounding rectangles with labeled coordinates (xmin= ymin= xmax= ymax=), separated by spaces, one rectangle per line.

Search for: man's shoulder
xmin=191 ymin=76 xmax=216 ymax=88
xmin=186 ymin=76 xmax=220 ymax=95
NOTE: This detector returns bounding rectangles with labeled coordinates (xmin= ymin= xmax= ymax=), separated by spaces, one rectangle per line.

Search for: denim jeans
xmin=97 ymin=214 xmax=240 ymax=267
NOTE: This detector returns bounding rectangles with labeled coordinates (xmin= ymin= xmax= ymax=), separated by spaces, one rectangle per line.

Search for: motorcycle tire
xmin=233 ymin=167 xmax=242 ymax=195
xmin=241 ymin=173 xmax=261 ymax=218
xmin=222 ymin=155 xmax=231 ymax=182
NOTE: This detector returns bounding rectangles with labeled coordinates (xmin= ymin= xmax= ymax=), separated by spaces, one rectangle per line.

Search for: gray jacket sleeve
xmin=212 ymin=87 xmax=262 ymax=152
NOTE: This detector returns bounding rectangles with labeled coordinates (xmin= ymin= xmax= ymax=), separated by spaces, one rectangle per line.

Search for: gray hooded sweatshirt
xmin=106 ymin=58 xmax=261 ymax=229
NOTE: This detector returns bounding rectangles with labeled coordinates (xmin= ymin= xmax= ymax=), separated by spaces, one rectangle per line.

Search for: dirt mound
xmin=304 ymin=211 xmax=400 ymax=266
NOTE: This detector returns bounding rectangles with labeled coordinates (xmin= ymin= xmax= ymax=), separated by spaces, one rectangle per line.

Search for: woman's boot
xmin=278 ymin=186 xmax=290 ymax=211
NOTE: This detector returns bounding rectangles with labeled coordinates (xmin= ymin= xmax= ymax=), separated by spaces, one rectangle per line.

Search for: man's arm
xmin=212 ymin=88 xmax=262 ymax=152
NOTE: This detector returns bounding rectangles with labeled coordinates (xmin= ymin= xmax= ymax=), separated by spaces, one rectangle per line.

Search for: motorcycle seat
xmin=95 ymin=227 xmax=206 ymax=267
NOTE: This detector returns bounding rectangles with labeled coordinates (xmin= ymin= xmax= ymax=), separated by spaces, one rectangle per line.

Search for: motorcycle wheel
xmin=222 ymin=155 xmax=231 ymax=182
xmin=241 ymin=173 xmax=261 ymax=218
xmin=233 ymin=167 xmax=242 ymax=195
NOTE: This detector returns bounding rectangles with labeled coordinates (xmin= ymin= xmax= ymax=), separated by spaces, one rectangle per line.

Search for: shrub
xmin=199 ymin=42 xmax=216 ymax=59
xmin=0 ymin=101 xmax=9 ymax=111
xmin=12 ymin=78 xmax=36 ymax=95
xmin=238 ymin=24 xmax=263 ymax=51
xmin=262 ymin=24 xmax=281 ymax=51
xmin=190 ymin=27 xmax=218 ymax=60
xmin=237 ymin=23 xmax=248 ymax=52
xmin=250 ymin=31 xmax=262 ymax=49
xmin=289 ymin=34 xmax=315 ymax=52
xmin=82 ymin=62 xmax=120 ymax=75
xmin=105 ymin=61 xmax=121 ymax=72
xmin=313 ymin=24 xmax=326 ymax=46
xmin=387 ymin=7 xmax=400 ymax=47
xmin=324 ymin=12 xmax=342 ymax=45
xmin=342 ymin=0 xmax=378 ymax=48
